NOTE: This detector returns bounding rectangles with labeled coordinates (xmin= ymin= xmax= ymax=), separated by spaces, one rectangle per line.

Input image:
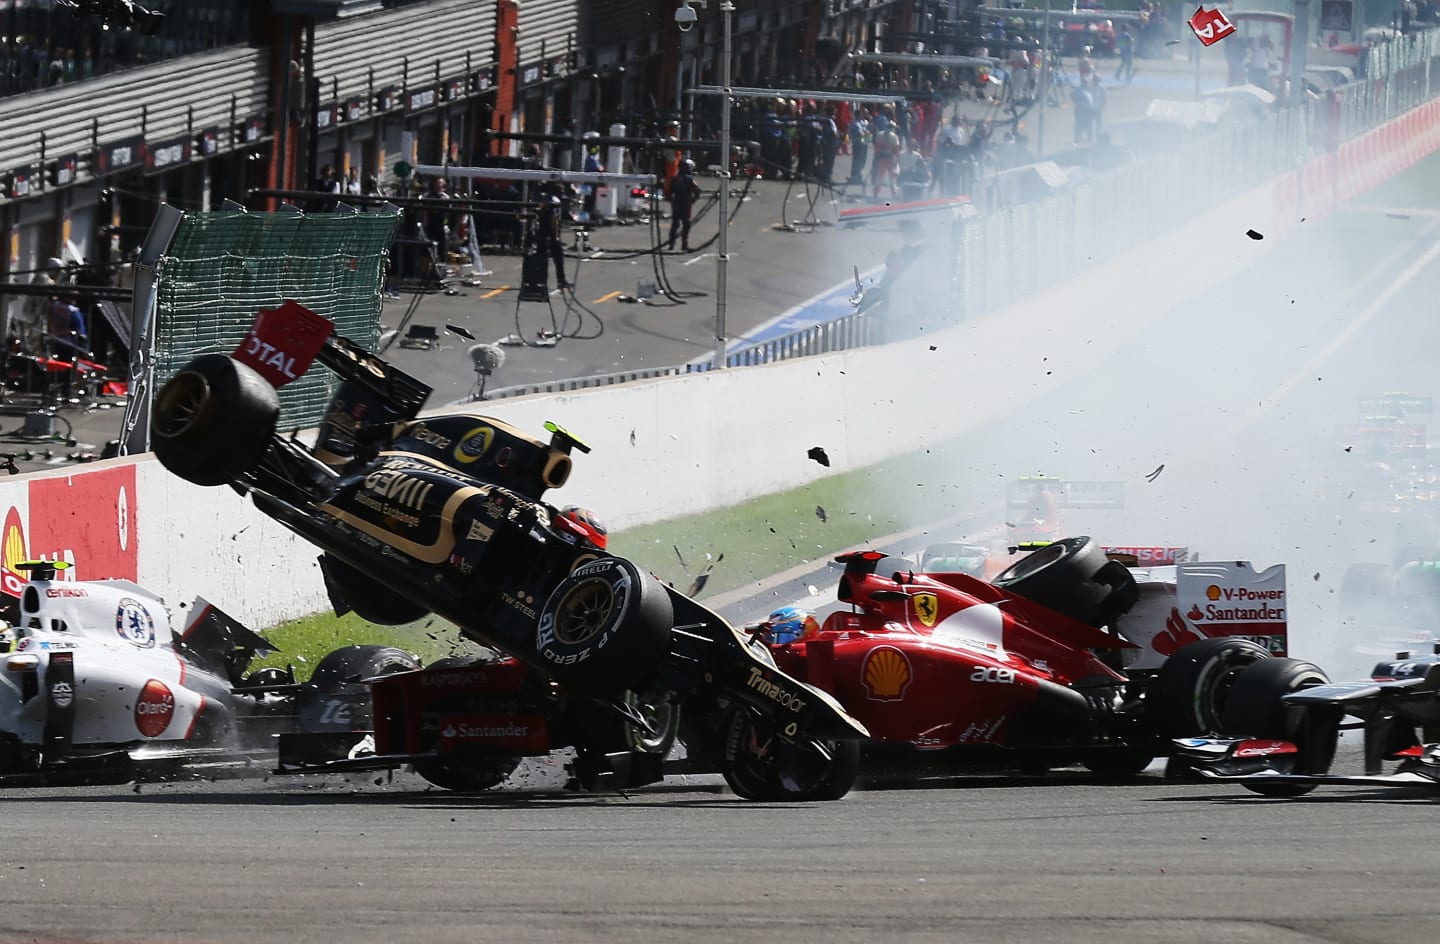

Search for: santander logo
xmin=135 ymin=679 xmax=175 ymax=737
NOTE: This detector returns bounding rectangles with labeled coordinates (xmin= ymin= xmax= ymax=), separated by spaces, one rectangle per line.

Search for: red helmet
xmin=558 ymin=505 xmax=608 ymax=550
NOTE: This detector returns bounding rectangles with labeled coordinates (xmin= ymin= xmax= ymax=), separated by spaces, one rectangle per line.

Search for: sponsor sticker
xmin=135 ymin=679 xmax=175 ymax=737
xmin=453 ymin=427 xmax=495 ymax=464
xmin=911 ymin=592 xmax=939 ymax=628
xmin=115 ymin=598 xmax=157 ymax=648
xmin=861 ymin=646 xmax=913 ymax=701
xmin=1188 ymin=5 xmax=1236 ymax=44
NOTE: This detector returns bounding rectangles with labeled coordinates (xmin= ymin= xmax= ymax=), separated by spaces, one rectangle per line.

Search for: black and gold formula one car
xmin=148 ymin=302 xmax=867 ymax=801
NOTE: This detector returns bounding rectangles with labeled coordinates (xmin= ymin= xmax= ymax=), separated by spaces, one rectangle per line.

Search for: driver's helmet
xmin=559 ymin=505 xmax=608 ymax=550
xmin=763 ymin=606 xmax=820 ymax=645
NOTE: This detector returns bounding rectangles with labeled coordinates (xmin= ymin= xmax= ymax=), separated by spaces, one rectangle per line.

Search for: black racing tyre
xmin=991 ymin=536 xmax=1138 ymax=627
xmin=413 ymin=751 xmax=521 ymax=793
xmin=1153 ymin=637 xmax=1272 ymax=738
xmin=535 ymin=557 xmax=673 ymax=691
xmin=1395 ymin=560 xmax=1440 ymax=624
xmin=151 ymin=354 xmax=279 ymax=487
xmin=407 ymin=654 xmax=522 ymax=792
xmin=1081 ymin=747 xmax=1156 ymax=778
xmin=1221 ymin=657 xmax=1334 ymax=799
xmin=575 ymin=691 xmax=680 ymax=756
xmin=720 ymin=709 xmax=860 ymax=802
xmin=321 ymin=553 xmax=429 ymax=626
xmin=1338 ymin=563 xmax=1393 ymax=620
xmin=300 ymin=644 xmax=421 ymax=731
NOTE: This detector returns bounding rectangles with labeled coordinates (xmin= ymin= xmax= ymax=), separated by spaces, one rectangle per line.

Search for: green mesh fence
xmin=153 ymin=208 xmax=401 ymax=428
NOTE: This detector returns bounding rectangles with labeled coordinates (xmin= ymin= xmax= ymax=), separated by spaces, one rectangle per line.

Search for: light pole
xmin=678 ymin=0 xmax=732 ymax=369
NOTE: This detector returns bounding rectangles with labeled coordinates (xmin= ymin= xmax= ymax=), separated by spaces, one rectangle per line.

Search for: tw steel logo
xmin=135 ymin=679 xmax=175 ymax=737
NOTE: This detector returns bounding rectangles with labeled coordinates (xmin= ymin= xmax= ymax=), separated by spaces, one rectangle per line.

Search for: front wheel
xmin=151 ymin=354 xmax=279 ymax=487
xmin=719 ymin=709 xmax=860 ymax=802
xmin=535 ymin=557 xmax=674 ymax=692
xmin=1153 ymin=637 xmax=1272 ymax=737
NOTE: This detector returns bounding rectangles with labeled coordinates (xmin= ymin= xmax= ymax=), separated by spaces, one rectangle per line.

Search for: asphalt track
xmin=0 ymin=739 xmax=1434 ymax=944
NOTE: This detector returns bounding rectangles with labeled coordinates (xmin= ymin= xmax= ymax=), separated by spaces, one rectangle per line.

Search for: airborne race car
xmin=0 ymin=560 xmax=418 ymax=783
xmin=755 ymin=540 xmax=1312 ymax=778
xmin=149 ymin=302 xmax=868 ymax=801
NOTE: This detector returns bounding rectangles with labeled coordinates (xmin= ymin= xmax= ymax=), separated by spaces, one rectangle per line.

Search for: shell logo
xmin=1206 ymin=584 xmax=1221 ymax=601
xmin=912 ymin=592 xmax=939 ymax=628
xmin=861 ymin=646 xmax=913 ymax=701
xmin=0 ymin=508 xmax=26 ymax=598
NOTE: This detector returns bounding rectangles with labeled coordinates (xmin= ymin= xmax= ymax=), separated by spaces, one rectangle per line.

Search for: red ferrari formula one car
xmin=757 ymin=538 xmax=1310 ymax=778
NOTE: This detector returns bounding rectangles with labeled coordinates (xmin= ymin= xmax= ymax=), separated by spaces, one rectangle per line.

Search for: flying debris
xmin=815 ymin=505 xmax=828 ymax=523
xmin=1145 ymin=464 xmax=1165 ymax=482
xmin=807 ymin=446 xmax=831 ymax=467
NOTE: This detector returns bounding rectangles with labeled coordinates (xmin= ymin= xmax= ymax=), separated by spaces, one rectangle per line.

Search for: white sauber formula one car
xmin=0 ymin=560 xmax=420 ymax=784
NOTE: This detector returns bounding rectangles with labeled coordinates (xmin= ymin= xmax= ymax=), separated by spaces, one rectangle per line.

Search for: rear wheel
xmin=719 ymin=709 xmax=860 ymax=802
xmin=300 ymin=644 xmax=421 ymax=731
xmin=535 ymin=557 xmax=673 ymax=691
xmin=151 ymin=354 xmax=279 ymax=487
xmin=1337 ymin=563 xmax=1393 ymax=622
xmin=408 ymin=655 xmax=522 ymax=793
xmin=1221 ymin=657 xmax=1334 ymax=797
xmin=1153 ymin=637 xmax=1271 ymax=738
xmin=991 ymin=537 xmax=1138 ymax=627
xmin=1082 ymin=747 xmax=1155 ymax=778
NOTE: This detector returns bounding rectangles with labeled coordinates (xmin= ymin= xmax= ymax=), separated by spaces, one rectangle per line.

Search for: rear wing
xmin=234 ymin=300 xmax=431 ymax=423
xmin=1005 ymin=477 xmax=1126 ymax=513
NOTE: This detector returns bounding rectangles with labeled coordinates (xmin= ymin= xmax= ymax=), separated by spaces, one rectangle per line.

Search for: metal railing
xmin=477 ymin=28 xmax=1440 ymax=404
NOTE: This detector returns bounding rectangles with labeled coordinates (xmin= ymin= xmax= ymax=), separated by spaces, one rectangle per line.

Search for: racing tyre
xmin=535 ymin=557 xmax=673 ymax=691
xmin=407 ymin=655 xmax=523 ymax=792
xmin=1337 ymin=563 xmax=1392 ymax=621
xmin=720 ymin=708 xmax=860 ymax=802
xmin=151 ymin=354 xmax=279 ymax=487
xmin=320 ymin=553 xmax=428 ymax=626
xmin=300 ymin=644 xmax=421 ymax=731
xmin=1221 ymin=657 xmax=1335 ymax=797
xmin=1395 ymin=560 xmax=1440 ymax=626
xmin=576 ymin=690 xmax=680 ymax=756
xmin=1153 ymin=637 xmax=1271 ymax=738
xmin=1081 ymin=747 xmax=1155 ymax=778
xmin=991 ymin=536 xmax=1138 ymax=627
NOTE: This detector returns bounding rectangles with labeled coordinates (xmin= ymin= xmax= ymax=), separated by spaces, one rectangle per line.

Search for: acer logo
xmin=970 ymin=666 xmax=1015 ymax=684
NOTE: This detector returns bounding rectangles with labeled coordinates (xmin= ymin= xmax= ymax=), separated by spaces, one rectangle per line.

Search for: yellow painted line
xmin=592 ymin=290 xmax=623 ymax=304
xmin=481 ymin=285 xmax=510 ymax=299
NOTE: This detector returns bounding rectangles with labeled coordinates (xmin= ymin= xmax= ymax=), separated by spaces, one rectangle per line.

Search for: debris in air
xmin=815 ymin=505 xmax=828 ymax=523
xmin=808 ymin=446 xmax=831 ymax=467
xmin=1145 ymin=464 xmax=1165 ymax=482
xmin=1344 ymin=445 xmax=1353 ymax=452
xmin=629 ymin=429 xmax=636 ymax=446
xmin=1245 ymin=229 xmax=1263 ymax=240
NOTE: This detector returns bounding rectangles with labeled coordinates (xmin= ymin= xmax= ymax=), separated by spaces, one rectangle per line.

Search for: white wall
xmin=9 ymin=100 xmax=1434 ymax=629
